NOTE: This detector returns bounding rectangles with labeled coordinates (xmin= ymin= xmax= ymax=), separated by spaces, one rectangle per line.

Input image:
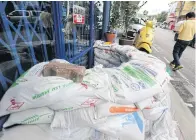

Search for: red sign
xmin=73 ymin=5 xmax=85 ymax=24
xmin=73 ymin=14 xmax=85 ymax=24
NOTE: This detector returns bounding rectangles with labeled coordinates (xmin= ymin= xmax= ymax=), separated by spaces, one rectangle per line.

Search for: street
xmin=152 ymin=28 xmax=195 ymax=115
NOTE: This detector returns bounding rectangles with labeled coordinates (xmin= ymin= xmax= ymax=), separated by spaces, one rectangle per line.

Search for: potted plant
xmin=105 ymin=25 xmax=116 ymax=43
xmin=105 ymin=1 xmax=121 ymax=43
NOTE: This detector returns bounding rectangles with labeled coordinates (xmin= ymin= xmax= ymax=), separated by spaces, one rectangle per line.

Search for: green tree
xmin=109 ymin=1 xmax=147 ymax=36
xmin=110 ymin=1 xmax=121 ymax=29
xmin=156 ymin=11 xmax=168 ymax=22
xmin=120 ymin=2 xmax=139 ymax=35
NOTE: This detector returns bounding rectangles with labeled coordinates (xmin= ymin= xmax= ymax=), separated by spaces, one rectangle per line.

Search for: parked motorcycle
xmin=134 ymin=20 xmax=154 ymax=54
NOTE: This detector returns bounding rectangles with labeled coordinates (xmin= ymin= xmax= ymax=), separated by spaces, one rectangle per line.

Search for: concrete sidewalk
xmin=169 ymin=83 xmax=195 ymax=140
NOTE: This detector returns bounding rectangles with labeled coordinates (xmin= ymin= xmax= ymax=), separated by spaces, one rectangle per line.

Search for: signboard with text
xmin=73 ymin=5 xmax=85 ymax=24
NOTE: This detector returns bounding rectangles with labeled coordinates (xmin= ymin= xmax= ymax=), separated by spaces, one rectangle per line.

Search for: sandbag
xmin=94 ymin=67 xmax=164 ymax=104
xmin=136 ymin=97 xmax=155 ymax=110
xmin=89 ymin=130 xmax=120 ymax=140
xmin=50 ymin=107 xmax=106 ymax=129
xmin=49 ymin=96 xmax=101 ymax=111
xmin=1 ymin=124 xmax=95 ymax=140
xmin=145 ymin=110 xmax=177 ymax=140
xmin=0 ymin=76 xmax=102 ymax=116
xmin=21 ymin=62 xmax=48 ymax=78
xmin=94 ymin=48 xmax=122 ymax=65
xmin=93 ymin=41 xmax=131 ymax=67
xmin=94 ymin=57 xmax=117 ymax=68
xmin=3 ymin=107 xmax=54 ymax=128
xmin=51 ymin=107 xmax=145 ymax=140
xmin=95 ymin=112 xmax=145 ymax=140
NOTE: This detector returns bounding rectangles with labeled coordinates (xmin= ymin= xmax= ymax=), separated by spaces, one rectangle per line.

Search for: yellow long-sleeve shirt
xmin=178 ymin=19 xmax=196 ymax=41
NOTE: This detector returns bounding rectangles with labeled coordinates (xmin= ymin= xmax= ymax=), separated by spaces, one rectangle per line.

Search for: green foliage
xmin=109 ymin=1 xmax=143 ymax=34
xmin=110 ymin=1 xmax=121 ymax=29
xmin=156 ymin=11 xmax=168 ymax=23
xmin=120 ymin=2 xmax=139 ymax=34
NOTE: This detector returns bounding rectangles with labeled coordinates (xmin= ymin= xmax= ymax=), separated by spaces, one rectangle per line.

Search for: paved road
xmin=152 ymin=28 xmax=195 ymax=115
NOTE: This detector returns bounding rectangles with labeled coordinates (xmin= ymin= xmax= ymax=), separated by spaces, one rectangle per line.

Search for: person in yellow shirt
xmin=170 ymin=12 xmax=195 ymax=71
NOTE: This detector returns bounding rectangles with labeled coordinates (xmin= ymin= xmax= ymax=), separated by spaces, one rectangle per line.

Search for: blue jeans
xmin=172 ymin=40 xmax=190 ymax=66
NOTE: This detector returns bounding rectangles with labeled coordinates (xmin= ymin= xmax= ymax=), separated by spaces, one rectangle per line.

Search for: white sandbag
xmin=117 ymin=63 xmax=164 ymax=102
xmin=94 ymin=48 xmax=120 ymax=61
xmin=1 ymin=124 xmax=95 ymax=140
xmin=82 ymin=65 xmax=164 ymax=104
xmin=0 ymin=76 xmax=101 ymax=116
xmin=49 ymin=96 xmax=101 ymax=111
xmin=128 ymin=59 xmax=169 ymax=86
xmin=90 ymin=130 xmax=119 ymax=140
xmin=137 ymin=83 xmax=171 ymax=110
xmin=51 ymin=107 xmax=106 ymax=129
xmin=94 ymin=41 xmax=131 ymax=66
xmin=44 ymin=124 xmax=95 ymax=140
xmin=94 ymin=67 xmax=163 ymax=104
xmin=3 ymin=107 xmax=54 ymax=128
xmin=0 ymin=124 xmax=56 ymax=140
xmin=51 ymin=127 xmax=95 ymax=140
xmin=145 ymin=110 xmax=178 ymax=140
xmin=93 ymin=40 xmax=109 ymax=49
xmin=142 ymin=107 xmax=168 ymax=121
xmin=95 ymin=101 xmax=136 ymax=119
xmin=95 ymin=57 xmax=117 ymax=68
xmin=0 ymin=77 xmax=72 ymax=116
xmin=19 ymin=62 xmax=48 ymax=78
xmin=94 ymin=48 xmax=122 ymax=65
xmin=95 ymin=112 xmax=145 ymax=140
xmin=94 ymin=60 xmax=102 ymax=67
xmin=136 ymin=97 xmax=155 ymax=110
xmin=48 ymin=69 xmax=105 ymax=111
xmin=51 ymin=107 xmax=144 ymax=140
xmin=111 ymin=44 xmax=137 ymax=56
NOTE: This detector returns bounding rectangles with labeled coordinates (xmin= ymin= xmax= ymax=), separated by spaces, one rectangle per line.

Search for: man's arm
xmin=178 ymin=22 xmax=184 ymax=33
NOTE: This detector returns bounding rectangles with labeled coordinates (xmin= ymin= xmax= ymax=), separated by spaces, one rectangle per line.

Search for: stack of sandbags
xmin=94 ymin=40 xmax=130 ymax=68
xmin=0 ymin=48 xmax=178 ymax=140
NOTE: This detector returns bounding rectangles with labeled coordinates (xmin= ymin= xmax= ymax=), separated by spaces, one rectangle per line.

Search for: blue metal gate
xmin=62 ymin=1 xmax=94 ymax=67
xmin=0 ymin=1 xmax=95 ymax=99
